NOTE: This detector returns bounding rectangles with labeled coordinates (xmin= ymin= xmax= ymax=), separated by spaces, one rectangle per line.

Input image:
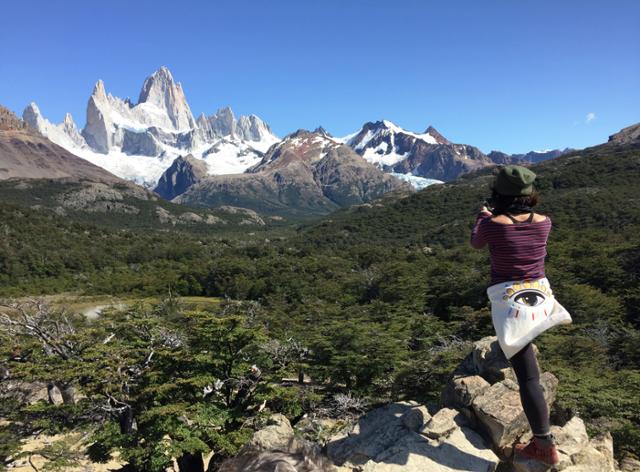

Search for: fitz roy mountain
xmin=23 ymin=66 xmax=278 ymax=187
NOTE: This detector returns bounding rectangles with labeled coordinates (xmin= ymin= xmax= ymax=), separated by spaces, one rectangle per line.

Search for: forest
xmin=1 ymin=141 xmax=639 ymax=470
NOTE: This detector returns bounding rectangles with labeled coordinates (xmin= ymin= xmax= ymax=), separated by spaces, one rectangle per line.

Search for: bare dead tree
xmin=0 ymin=298 xmax=81 ymax=404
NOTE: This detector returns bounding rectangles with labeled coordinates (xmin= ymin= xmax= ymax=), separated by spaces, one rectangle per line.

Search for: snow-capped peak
xmin=137 ymin=66 xmax=196 ymax=131
xmin=23 ymin=102 xmax=86 ymax=149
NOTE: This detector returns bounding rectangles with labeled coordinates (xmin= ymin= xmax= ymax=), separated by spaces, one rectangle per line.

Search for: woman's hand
xmin=480 ymin=205 xmax=493 ymax=216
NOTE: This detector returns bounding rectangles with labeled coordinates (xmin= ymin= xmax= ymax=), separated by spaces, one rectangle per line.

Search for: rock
xmin=137 ymin=66 xmax=196 ymax=131
xmin=154 ymin=154 xmax=209 ymax=200
xmin=472 ymin=336 xmax=521 ymax=384
xmin=359 ymin=428 xmax=498 ymax=472
xmin=442 ymin=375 xmax=491 ymax=409
xmin=609 ymin=122 xmax=640 ymax=145
xmin=179 ymin=212 xmax=203 ymax=223
xmin=420 ymin=408 xmax=459 ymax=440
xmin=205 ymin=214 xmax=225 ymax=225
xmin=219 ymin=445 xmax=335 ymax=472
xmin=236 ymin=114 xmax=275 ymax=142
xmin=512 ymin=417 xmax=618 ymax=472
xmin=471 ymin=373 xmax=557 ymax=449
xmin=401 ymin=405 xmax=431 ymax=432
xmin=620 ymin=457 xmax=640 ymax=471
xmin=23 ymin=103 xmax=87 ymax=149
xmin=248 ymin=414 xmax=295 ymax=451
xmin=174 ymin=131 xmax=410 ymax=216
xmin=121 ymin=129 xmax=162 ymax=156
xmin=220 ymin=414 xmax=336 ymax=472
xmin=553 ymin=417 xmax=589 ymax=456
xmin=208 ymin=107 xmax=236 ymax=138
xmin=156 ymin=206 xmax=176 ymax=224
xmin=327 ymin=403 xmax=498 ymax=472
xmin=327 ymin=403 xmax=411 ymax=467
xmin=0 ymin=380 xmax=49 ymax=404
xmin=82 ymin=80 xmax=113 ymax=153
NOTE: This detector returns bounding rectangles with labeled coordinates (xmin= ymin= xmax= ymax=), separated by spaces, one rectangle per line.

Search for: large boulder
xmin=471 ymin=373 xmax=558 ymax=449
xmin=442 ymin=374 xmax=490 ymax=412
xmin=472 ymin=336 xmax=521 ymax=383
xmin=327 ymin=403 xmax=499 ymax=472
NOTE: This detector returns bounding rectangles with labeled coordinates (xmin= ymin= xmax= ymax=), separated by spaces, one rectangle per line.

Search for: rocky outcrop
xmin=441 ymin=336 xmax=621 ymax=471
xmin=328 ymin=403 xmax=499 ymax=472
xmin=154 ymin=154 xmax=209 ymax=200
xmin=226 ymin=336 xmax=623 ymax=472
xmin=609 ymin=123 xmax=640 ymax=145
xmin=23 ymin=68 xmax=279 ymax=186
xmin=0 ymin=105 xmax=28 ymax=131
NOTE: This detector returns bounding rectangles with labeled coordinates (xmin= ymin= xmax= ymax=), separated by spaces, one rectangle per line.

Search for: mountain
xmin=342 ymin=120 xmax=493 ymax=182
xmin=171 ymin=129 xmax=410 ymax=216
xmin=154 ymin=154 xmax=208 ymax=200
xmin=487 ymin=148 xmax=573 ymax=165
xmin=609 ymin=122 xmax=640 ymax=145
xmin=0 ymin=105 xmax=121 ymax=183
xmin=23 ymin=67 xmax=279 ymax=187
xmin=341 ymin=120 xmax=576 ymax=184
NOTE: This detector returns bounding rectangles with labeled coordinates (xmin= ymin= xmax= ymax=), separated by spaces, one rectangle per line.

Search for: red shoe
xmin=514 ymin=436 xmax=560 ymax=466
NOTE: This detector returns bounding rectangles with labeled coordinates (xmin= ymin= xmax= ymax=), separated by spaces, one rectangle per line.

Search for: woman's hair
xmin=490 ymin=188 xmax=539 ymax=214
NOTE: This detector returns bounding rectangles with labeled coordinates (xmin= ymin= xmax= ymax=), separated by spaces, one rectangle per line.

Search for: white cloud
xmin=585 ymin=112 xmax=596 ymax=124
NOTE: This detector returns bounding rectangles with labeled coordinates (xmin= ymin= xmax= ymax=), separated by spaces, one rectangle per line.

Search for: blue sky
xmin=1 ymin=0 xmax=638 ymax=154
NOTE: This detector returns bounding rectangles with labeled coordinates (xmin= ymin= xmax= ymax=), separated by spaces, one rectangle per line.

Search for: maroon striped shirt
xmin=470 ymin=213 xmax=552 ymax=285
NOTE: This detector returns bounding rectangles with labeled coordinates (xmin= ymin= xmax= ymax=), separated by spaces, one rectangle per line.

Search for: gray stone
xmin=155 ymin=153 xmax=209 ymax=201
xmin=248 ymin=414 xmax=295 ymax=451
xmin=620 ymin=457 xmax=640 ymax=471
xmin=360 ymin=428 xmax=498 ymax=472
xmin=472 ymin=336 xmax=520 ymax=384
xmin=400 ymin=405 xmax=430 ymax=432
xmin=121 ymin=129 xmax=162 ymax=156
xmin=471 ymin=373 xmax=557 ymax=449
xmin=420 ymin=408 xmax=459 ymax=440
xmin=442 ymin=375 xmax=491 ymax=409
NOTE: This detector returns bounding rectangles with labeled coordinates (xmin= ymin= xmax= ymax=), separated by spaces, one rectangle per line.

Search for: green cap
xmin=493 ymin=165 xmax=536 ymax=196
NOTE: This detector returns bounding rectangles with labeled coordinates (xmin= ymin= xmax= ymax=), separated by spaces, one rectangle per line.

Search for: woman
xmin=470 ymin=165 xmax=572 ymax=465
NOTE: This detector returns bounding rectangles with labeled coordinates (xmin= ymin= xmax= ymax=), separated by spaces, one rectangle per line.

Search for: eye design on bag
xmin=501 ymin=280 xmax=552 ymax=320
xmin=513 ymin=290 xmax=546 ymax=307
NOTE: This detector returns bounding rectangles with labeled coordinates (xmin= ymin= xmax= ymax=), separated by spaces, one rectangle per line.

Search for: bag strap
xmin=506 ymin=212 xmax=534 ymax=224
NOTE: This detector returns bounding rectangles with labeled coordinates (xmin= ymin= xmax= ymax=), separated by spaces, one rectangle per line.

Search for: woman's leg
xmin=509 ymin=343 xmax=551 ymax=437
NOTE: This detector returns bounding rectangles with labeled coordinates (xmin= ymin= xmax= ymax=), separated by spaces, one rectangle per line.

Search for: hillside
xmin=172 ymin=130 xmax=410 ymax=216
xmin=0 ymin=106 xmax=121 ymax=183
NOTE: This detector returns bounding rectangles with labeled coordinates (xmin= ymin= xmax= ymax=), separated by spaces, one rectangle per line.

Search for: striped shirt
xmin=470 ymin=213 xmax=552 ymax=285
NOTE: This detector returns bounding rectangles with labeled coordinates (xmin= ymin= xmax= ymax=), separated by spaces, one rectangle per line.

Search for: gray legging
xmin=510 ymin=343 xmax=551 ymax=436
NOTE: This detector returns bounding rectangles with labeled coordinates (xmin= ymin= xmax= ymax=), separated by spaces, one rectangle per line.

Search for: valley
xmin=1 ymin=121 xmax=639 ymax=470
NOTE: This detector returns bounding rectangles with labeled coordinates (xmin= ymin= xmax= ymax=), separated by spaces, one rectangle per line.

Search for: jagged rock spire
xmin=137 ymin=66 xmax=196 ymax=131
